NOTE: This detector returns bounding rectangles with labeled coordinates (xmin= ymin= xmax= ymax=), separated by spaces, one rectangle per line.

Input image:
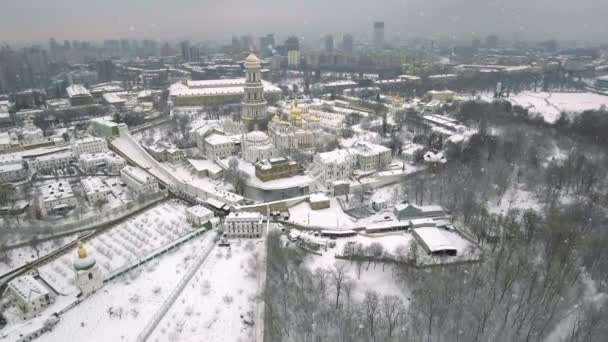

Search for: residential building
xmin=204 ymin=134 xmax=234 ymax=160
xmin=78 ymin=151 xmax=126 ymax=173
xmin=314 ymin=149 xmax=357 ymax=182
xmin=288 ymin=50 xmax=300 ymax=68
xmin=223 ymin=211 xmax=263 ymax=238
xmin=0 ymin=161 xmax=27 ymax=183
xmin=254 ymin=157 xmax=299 ymax=182
xmin=71 ymin=137 xmax=107 ymax=156
xmin=80 ymin=177 xmax=111 ymax=204
xmin=27 ymin=150 xmax=75 ymax=173
xmin=39 ymin=180 xmax=77 ymax=215
xmin=66 ymin=84 xmax=93 ymax=106
xmin=120 ymin=166 xmax=159 ymax=194
xmin=186 ymin=205 xmax=215 ymax=227
xmin=4 ymin=275 xmax=51 ymax=320
xmin=241 ymin=130 xmax=274 ymax=163
xmin=143 ymin=142 xmax=184 ymax=163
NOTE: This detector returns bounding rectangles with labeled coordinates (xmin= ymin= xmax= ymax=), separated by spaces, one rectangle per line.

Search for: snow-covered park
xmin=37 ymin=200 xmax=194 ymax=295
xmin=38 ymin=232 xmax=217 ymax=342
xmin=482 ymin=91 xmax=608 ymax=123
xmin=148 ymin=240 xmax=262 ymax=342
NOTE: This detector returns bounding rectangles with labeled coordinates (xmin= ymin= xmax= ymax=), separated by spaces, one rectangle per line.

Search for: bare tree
xmin=382 ymin=295 xmax=404 ymax=338
xmin=363 ymin=290 xmax=381 ymax=341
xmin=330 ymin=262 xmax=349 ymax=309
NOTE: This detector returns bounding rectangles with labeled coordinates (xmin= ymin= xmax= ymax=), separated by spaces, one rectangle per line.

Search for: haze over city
xmin=1 ymin=0 xmax=607 ymax=43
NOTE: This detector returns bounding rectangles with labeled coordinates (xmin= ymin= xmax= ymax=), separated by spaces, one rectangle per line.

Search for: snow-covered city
xmin=1 ymin=2 xmax=608 ymax=341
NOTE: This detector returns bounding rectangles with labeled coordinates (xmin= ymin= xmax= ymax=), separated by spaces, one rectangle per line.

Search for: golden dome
xmin=77 ymin=241 xmax=87 ymax=258
xmin=291 ymin=99 xmax=302 ymax=118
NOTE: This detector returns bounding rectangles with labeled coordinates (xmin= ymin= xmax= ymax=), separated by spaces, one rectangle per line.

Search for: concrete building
xmin=169 ymin=79 xmax=281 ymax=107
xmin=241 ymin=51 xmax=268 ymax=131
xmin=120 ymin=166 xmax=159 ymax=194
xmin=0 ymin=161 xmax=28 ymax=183
xmin=4 ymin=275 xmax=51 ymax=320
xmin=223 ymin=211 xmax=263 ymax=238
xmin=78 ymin=151 xmax=126 ymax=173
xmin=352 ymin=141 xmax=392 ymax=171
xmin=309 ymin=193 xmax=330 ymax=210
xmin=71 ymin=137 xmax=107 ymax=156
xmin=204 ymin=134 xmax=234 ymax=160
xmin=288 ymin=50 xmax=301 ymax=68
xmin=186 ymin=205 xmax=215 ymax=227
xmin=314 ymin=149 xmax=358 ymax=182
xmin=66 ymin=84 xmax=93 ymax=106
xmin=40 ymin=180 xmax=77 ymax=215
xmin=27 ymin=151 xmax=75 ymax=173
xmin=241 ymin=130 xmax=274 ymax=163
xmin=80 ymin=177 xmax=111 ymax=204
xmin=254 ymin=157 xmax=299 ymax=182
xmin=373 ymin=22 xmax=385 ymax=47
xmin=143 ymin=142 xmax=184 ymax=163
xmin=89 ymin=116 xmax=121 ymax=137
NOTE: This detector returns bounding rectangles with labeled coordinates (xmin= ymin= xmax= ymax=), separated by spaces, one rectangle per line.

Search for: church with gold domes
xmin=268 ymin=100 xmax=324 ymax=153
xmin=73 ymin=241 xmax=103 ymax=296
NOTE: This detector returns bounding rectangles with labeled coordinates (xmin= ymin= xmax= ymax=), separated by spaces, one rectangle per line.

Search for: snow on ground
xmin=288 ymin=198 xmax=358 ymax=229
xmin=148 ymin=240 xmax=261 ymax=342
xmin=487 ymin=184 xmax=542 ymax=216
xmin=0 ymin=234 xmax=80 ymax=275
xmin=38 ymin=232 xmax=216 ymax=342
xmin=37 ymin=201 xmax=193 ymax=295
xmin=304 ymin=234 xmax=412 ymax=301
xmin=481 ymin=91 xmax=608 ymax=123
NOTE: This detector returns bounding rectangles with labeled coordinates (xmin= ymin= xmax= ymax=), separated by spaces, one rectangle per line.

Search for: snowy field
xmin=148 ymin=240 xmax=262 ymax=342
xmin=38 ymin=232 xmax=216 ymax=342
xmin=37 ymin=200 xmax=194 ymax=295
xmin=304 ymin=234 xmax=412 ymax=301
xmin=487 ymin=183 xmax=542 ymax=216
xmin=481 ymin=91 xmax=608 ymax=123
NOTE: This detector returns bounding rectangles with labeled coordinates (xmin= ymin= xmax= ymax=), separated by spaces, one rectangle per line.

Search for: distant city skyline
xmin=1 ymin=0 xmax=607 ymax=45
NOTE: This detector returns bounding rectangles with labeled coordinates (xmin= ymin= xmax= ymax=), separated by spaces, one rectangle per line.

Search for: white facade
xmin=72 ymin=137 xmax=107 ymax=156
xmin=314 ymin=149 xmax=358 ymax=182
xmin=78 ymin=151 xmax=126 ymax=173
xmin=241 ymin=130 xmax=274 ymax=163
xmin=120 ymin=166 xmax=159 ymax=194
xmin=80 ymin=177 xmax=111 ymax=204
xmin=21 ymin=126 xmax=44 ymax=146
xmin=5 ymin=275 xmax=51 ymax=319
xmin=73 ymin=242 xmax=104 ymax=296
xmin=39 ymin=180 xmax=77 ymax=216
xmin=352 ymin=141 xmax=392 ymax=171
xmin=27 ymin=151 xmax=74 ymax=173
xmin=204 ymin=134 xmax=234 ymax=160
xmin=241 ymin=51 xmax=268 ymax=130
xmin=186 ymin=205 xmax=215 ymax=227
xmin=224 ymin=211 xmax=263 ymax=238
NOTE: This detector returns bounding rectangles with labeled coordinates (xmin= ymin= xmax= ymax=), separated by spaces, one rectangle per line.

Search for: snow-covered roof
xmin=205 ymin=134 xmax=233 ymax=146
xmin=80 ymin=177 xmax=110 ymax=194
xmin=186 ymin=205 xmax=214 ymax=218
xmin=309 ymin=193 xmax=329 ymax=203
xmin=66 ymin=84 xmax=91 ymax=98
xmin=7 ymin=275 xmax=49 ymax=303
xmin=40 ymin=180 xmax=74 ymax=202
xmin=412 ymin=227 xmax=456 ymax=253
xmin=226 ymin=211 xmax=263 ymax=221
xmin=121 ymin=166 xmax=155 ymax=184
xmin=316 ymin=148 xmax=356 ymax=164
xmin=171 ymin=79 xmax=281 ymax=97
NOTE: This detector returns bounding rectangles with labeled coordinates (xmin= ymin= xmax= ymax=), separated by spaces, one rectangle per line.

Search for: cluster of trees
xmin=225 ymin=158 xmax=249 ymax=195
xmin=264 ymin=232 xmax=408 ymax=342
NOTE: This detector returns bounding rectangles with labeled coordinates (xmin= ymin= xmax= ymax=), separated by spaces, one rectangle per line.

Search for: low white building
xmin=40 ymin=180 xmax=77 ymax=215
xmin=71 ymin=137 xmax=107 ymax=156
xmin=78 ymin=151 xmax=126 ymax=173
xmin=224 ymin=211 xmax=263 ymax=238
xmin=21 ymin=126 xmax=45 ymax=146
xmin=352 ymin=141 xmax=392 ymax=172
xmin=143 ymin=142 xmax=184 ymax=163
xmin=73 ymin=242 xmax=104 ymax=296
xmin=204 ymin=134 xmax=234 ymax=160
xmin=186 ymin=205 xmax=215 ymax=227
xmin=80 ymin=177 xmax=111 ymax=204
xmin=120 ymin=166 xmax=159 ymax=194
xmin=241 ymin=130 xmax=274 ymax=163
xmin=27 ymin=150 xmax=75 ymax=173
xmin=4 ymin=275 xmax=52 ymax=320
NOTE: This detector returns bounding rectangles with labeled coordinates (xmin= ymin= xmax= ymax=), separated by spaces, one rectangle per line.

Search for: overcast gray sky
xmin=0 ymin=0 xmax=606 ymax=44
